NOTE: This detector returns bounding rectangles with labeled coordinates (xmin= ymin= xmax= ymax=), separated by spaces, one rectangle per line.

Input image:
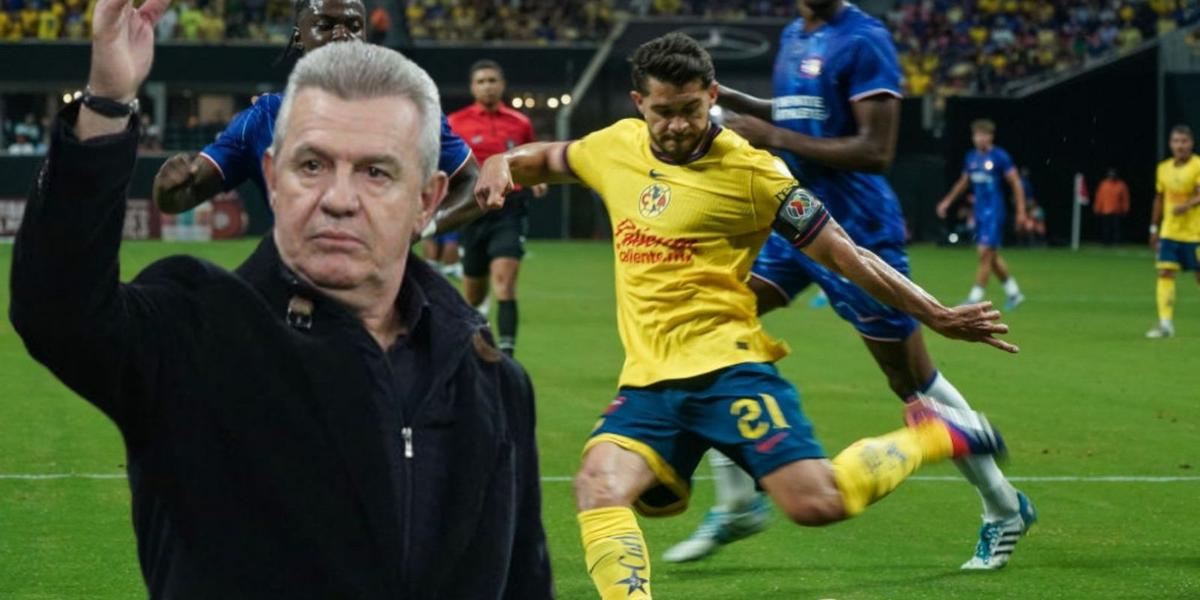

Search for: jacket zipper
xmin=402 ymin=426 xmax=413 ymax=458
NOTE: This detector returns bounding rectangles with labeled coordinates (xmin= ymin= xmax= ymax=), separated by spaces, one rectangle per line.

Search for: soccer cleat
xmin=809 ymin=291 xmax=830 ymax=309
xmin=905 ymin=397 xmax=1006 ymax=459
xmin=961 ymin=490 xmax=1038 ymax=570
xmin=661 ymin=494 xmax=772 ymax=563
xmin=1004 ymin=293 xmax=1026 ymax=311
xmin=1145 ymin=322 xmax=1174 ymax=338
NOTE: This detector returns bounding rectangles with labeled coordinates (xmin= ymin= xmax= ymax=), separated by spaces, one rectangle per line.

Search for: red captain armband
xmin=771 ymin=183 xmax=831 ymax=249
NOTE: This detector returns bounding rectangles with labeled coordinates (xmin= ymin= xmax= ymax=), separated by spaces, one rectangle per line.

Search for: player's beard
xmin=652 ymin=130 xmax=701 ymax=162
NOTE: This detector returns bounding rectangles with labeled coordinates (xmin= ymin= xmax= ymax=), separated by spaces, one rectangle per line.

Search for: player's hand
xmin=531 ymin=183 xmax=549 ymax=198
xmin=1172 ymin=203 xmax=1191 ymax=216
xmin=724 ymin=111 xmax=778 ymax=148
xmin=935 ymin=200 xmax=950 ymax=219
xmin=475 ymin=155 xmax=513 ymax=211
xmin=153 ymin=153 xmax=199 ymax=212
xmin=1149 ymin=232 xmax=1159 ymax=249
xmin=88 ymin=0 xmax=171 ymax=102
xmin=930 ymin=301 xmax=1018 ymax=353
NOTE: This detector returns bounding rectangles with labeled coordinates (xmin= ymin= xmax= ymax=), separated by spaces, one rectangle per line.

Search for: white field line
xmin=0 ymin=473 xmax=1197 ymax=483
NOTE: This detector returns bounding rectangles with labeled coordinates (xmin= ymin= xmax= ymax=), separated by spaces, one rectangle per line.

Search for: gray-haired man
xmin=9 ymin=1 xmax=552 ymax=597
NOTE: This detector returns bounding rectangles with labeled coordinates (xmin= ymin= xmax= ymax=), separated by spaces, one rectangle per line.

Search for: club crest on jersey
xmin=800 ymin=57 xmax=823 ymax=78
xmin=638 ymin=182 xmax=672 ymax=218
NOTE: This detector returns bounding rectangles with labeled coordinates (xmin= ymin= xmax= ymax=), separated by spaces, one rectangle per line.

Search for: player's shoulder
xmin=446 ymin=103 xmax=475 ymax=124
xmin=498 ymin=105 xmax=533 ymax=125
xmin=1187 ymin=154 xmax=1200 ymax=170
xmin=250 ymin=92 xmax=283 ymax=118
xmin=782 ymin=17 xmax=806 ymax=37
xmin=838 ymin=5 xmax=894 ymax=44
xmin=715 ymin=128 xmax=790 ymax=176
xmin=993 ymin=146 xmax=1013 ymax=161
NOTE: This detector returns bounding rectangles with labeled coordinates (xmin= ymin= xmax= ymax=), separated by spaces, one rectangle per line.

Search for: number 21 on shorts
xmin=731 ymin=393 xmax=791 ymax=440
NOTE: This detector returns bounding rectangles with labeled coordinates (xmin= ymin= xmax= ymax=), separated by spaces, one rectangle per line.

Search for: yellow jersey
xmin=566 ymin=118 xmax=809 ymax=388
xmin=1156 ymin=154 xmax=1200 ymax=242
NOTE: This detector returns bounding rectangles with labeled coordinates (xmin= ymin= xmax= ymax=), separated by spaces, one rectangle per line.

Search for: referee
xmin=448 ymin=60 xmax=547 ymax=356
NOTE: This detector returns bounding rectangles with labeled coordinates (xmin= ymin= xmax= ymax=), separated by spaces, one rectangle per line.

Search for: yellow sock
xmin=579 ymin=507 xmax=652 ymax=599
xmin=1157 ymin=276 xmax=1176 ymax=322
xmin=831 ymin=422 xmax=953 ymax=516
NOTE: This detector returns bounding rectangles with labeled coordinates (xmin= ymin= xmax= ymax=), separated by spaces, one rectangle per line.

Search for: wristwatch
xmin=80 ymin=87 xmax=140 ymax=118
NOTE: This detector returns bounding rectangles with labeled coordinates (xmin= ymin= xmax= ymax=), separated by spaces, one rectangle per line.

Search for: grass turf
xmin=1 ymin=240 xmax=1198 ymax=598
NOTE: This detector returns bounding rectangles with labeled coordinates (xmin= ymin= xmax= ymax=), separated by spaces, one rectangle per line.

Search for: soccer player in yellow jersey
xmin=1147 ymin=124 xmax=1200 ymax=338
xmin=476 ymin=34 xmax=1018 ymax=599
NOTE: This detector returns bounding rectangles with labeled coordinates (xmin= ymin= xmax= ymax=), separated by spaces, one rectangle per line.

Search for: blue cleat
xmin=809 ymin=291 xmax=830 ymax=309
xmin=961 ymin=491 xmax=1037 ymax=570
xmin=1004 ymin=293 xmax=1025 ymax=311
xmin=661 ymin=494 xmax=772 ymax=563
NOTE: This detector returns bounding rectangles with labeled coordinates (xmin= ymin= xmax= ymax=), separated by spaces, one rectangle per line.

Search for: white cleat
xmin=961 ymin=491 xmax=1037 ymax=570
xmin=662 ymin=495 xmax=771 ymax=563
xmin=1145 ymin=322 xmax=1175 ymax=338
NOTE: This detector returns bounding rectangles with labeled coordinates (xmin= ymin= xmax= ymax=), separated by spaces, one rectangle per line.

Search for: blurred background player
xmin=151 ymin=0 xmax=477 ymax=236
xmin=937 ymin=119 xmax=1029 ymax=309
xmin=448 ymin=59 xmax=547 ymax=355
xmin=666 ymin=0 xmax=1035 ymax=571
xmin=1094 ymin=167 xmax=1131 ymax=246
xmin=421 ymin=231 xmax=463 ymax=280
xmin=1146 ymin=125 xmax=1200 ymax=339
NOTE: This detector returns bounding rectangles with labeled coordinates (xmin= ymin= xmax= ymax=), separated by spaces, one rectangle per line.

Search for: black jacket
xmin=9 ymin=106 xmax=553 ymax=599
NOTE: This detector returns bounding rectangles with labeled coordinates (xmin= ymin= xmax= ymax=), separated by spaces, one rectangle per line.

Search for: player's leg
xmin=576 ymin=442 xmax=659 ymax=600
xmin=695 ymin=364 xmax=1004 ymax=527
xmin=439 ymin=233 xmax=462 ymax=280
xmin=459 ymin=222 xmax=492 ymax=315
xmin=486 ymin=216 xmax=527 ymax=356
xmin=1148 ymin=240 xmax=1182 ymax=338
xmin=421 ymin=238 xmax=441 ymax=268
xmin=663 ymin=233 xmax=808 ymax=562
xmin=991 ymin=250 xmax=1024 ymax=310
xmin=580 ymin=388 xmax=707 ymax=599
xmin=967 ymin=245 xmax=993 ymax=304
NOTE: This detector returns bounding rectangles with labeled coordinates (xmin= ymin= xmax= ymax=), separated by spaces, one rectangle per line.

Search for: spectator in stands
xmin=156 ymin=1 xmax=178 ymax=39
xmin=7 ymin=133 xmax=35 ymax=155
xmin=1094 ymin=167 xmax=1131 ymax=245
xmin=13 ymin=113 xmax=40 ymax=147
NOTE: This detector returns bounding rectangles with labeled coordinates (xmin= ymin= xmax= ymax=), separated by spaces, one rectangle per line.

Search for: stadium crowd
xmin=890 ymin=0 xmax=1200 ymax=98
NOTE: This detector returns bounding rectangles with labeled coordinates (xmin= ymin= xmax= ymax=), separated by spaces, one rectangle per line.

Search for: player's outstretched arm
xmin=805 ymin=222 xmax=1017 ymax=352
xmin=726 ymin=96 xmax=900 ymax=174
xmin=153 ymin=153 xmax=223 ymax=214
xmin=716 ymin=84 xmax=773 ymax=121
xmin=937 ymin=174 xmax=970 ymax=218
xmin=419 ymin=157 xmax=481 ymax=237
xmin=475 ymin=141 xmax=576 ymax=211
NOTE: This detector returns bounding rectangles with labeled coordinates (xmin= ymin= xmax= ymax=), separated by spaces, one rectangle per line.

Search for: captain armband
xmin=771 ymin=183 xmax=831 ymax=249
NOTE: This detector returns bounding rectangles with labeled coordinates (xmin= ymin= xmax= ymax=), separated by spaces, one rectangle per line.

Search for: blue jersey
xmin=772 ymin=4 xmax=906 ymax=249
xmin=963 ymin=146 xmax=1015 ymax=222
xmin=201 ymin=92 xmax=473 ymax=206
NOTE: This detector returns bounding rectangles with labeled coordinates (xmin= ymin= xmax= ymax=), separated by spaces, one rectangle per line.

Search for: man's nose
xmin=319 ymin=167 xmax=359 ymax=216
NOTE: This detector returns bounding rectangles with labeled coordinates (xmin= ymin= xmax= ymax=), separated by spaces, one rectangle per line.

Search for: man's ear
xmin=629 ymin=89 xmax=645 ymax=118
xmin=414 ymin=170 xmax=450 ymax=237
xmin=263 ymin=148 xmax=278 ymax=212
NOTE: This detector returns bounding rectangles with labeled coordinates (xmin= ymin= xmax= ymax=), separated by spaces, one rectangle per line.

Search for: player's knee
xmin=573 ymin=466 xmax=631 ymax=510
xmin=778 ymin=495 xmax=846 ymax=526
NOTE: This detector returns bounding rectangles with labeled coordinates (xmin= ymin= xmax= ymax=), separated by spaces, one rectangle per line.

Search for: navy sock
xmin=498 ymin=300 xmax=517 ymax=356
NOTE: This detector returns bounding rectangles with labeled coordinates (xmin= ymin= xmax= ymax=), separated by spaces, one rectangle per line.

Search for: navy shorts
xmin=751 ymin=231 xmax=919 ymax=342
xmin=586 ymin=362 xmax=825 ymax=517
xmin=1157 ymin=238 xmax=1200 ymax=272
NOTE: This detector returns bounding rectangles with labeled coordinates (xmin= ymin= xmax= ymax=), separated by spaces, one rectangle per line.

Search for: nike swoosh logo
xmin=649 ymin=169 xmax=664 ymax=179
xmin=756 ymin=431 xmax=789 ymax=454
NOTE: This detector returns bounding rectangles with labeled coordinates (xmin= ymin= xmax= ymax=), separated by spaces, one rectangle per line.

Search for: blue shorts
xmin=586 ymin=362 xmax=825 ymax=517
xmin=751 ymin=232 xmax=919 ymax=342
xmin=1157 ymin=238 xmax=1200 ymax=271
xmin=975 ymin=212 xmax=1005 ymax=248
xmin=434 ymin=232 xmax=459 ymax=244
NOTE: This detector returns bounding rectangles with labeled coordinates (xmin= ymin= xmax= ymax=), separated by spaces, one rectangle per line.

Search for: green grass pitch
xmin=1 ymin=240 xmax=1198 ymax=598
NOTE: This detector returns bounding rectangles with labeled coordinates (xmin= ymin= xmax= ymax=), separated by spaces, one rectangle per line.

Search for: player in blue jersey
xmin=937 ymin=118 xmax=1029 ymax=308
xmin=152 ymin=0 xmax=478 ymax=238
xmin=662 ymin=0 xmax=1035 ymax=570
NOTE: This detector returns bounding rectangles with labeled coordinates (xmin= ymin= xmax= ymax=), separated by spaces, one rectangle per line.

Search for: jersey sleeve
xmin=1156 ymin=163 xmax=1166 ymax=194
xmin=200 ymin=102 xmax=265 ymax=191
xmin=996 ymin=149 xmax=1016 ymax=176
xmin=564 ymin=122 xmax=625 ymax=191
xmin=751 ymin=154 xmax=831 ymax=248
xmin=847 ymin=25 xmax=904 ymax=101
xmin=439 ymin=113 xmax=473 ymax=176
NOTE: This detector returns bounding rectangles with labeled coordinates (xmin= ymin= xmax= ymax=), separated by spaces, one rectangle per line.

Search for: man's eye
xmin=366 ymin=166 xmax=390 ymax=180
xmin=317 ymin=19 xmax=332 ymax=30
xmin=301 ymin=159 xmax=322 ymax=174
